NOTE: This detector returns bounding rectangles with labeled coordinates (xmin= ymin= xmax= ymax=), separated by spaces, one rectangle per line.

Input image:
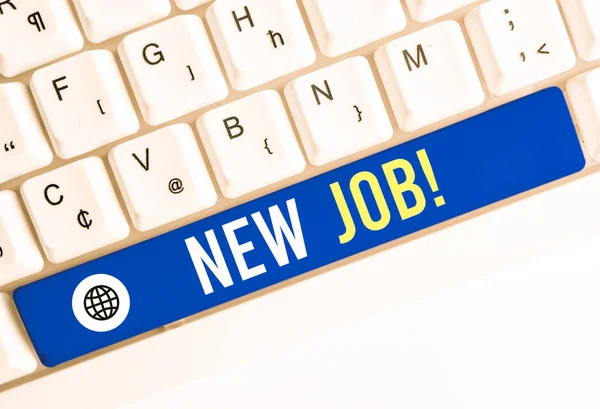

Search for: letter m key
xmin=403 ymin=44 xmax=428 ymax=72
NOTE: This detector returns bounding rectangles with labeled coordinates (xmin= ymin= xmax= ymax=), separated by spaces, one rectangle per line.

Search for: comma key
xmin=465 ymin=0 xmax=575 ymax=96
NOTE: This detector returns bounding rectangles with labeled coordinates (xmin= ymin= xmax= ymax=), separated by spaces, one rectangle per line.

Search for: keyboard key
xmin=109 ymin=124 xmax=218 ymax=232
xmin=0 ymin=0 xmax=83 ymax=77
xmin=20 ymin=157 xmax=130 ymax=264
xmin=302 ymin=0 xmax=406 ymax=57
xmin=375 ymin=21 xmax=484 ymax=132
xmin=559 ymin=0 xmax=600 ymax=62
xmin=197 ymin=90 xmax=305 ymax=198
xmin=0 ymin=191 xmax=44 ymax=287
xmin=30 ymin=50 xmax=139 ymax=160
xmin=0 ymin=293 xmax=37 ymax=385
xmin=465 ymin=0 xmax=575 ymax=96
xmin=285 ymin=57 xmax=393 ymax=166
xmin=206 ymin=0 xmax=316 ymax=91
xmin=405 ymin=0 xmax=478 ymax=23
xmin=14 ymin=88 xmax=585 ymax=367
xmin=73 ymin=0 xmax=171 ymax=44
xmin=175 ymin=0 xmax=213 ymax=11
xmin=567 ymin=68 xmax=600 ymax=162
xmin=0 ymin=83 xmax=53 ymax=184
xmin=119 ymin=15 xmax=228 ymax=126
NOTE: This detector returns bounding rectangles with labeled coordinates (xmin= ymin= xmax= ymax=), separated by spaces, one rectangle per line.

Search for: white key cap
xmin=0 ymin=191 xmax=44 ymax=287
xmin=4 ymin=169 xmax=600 ymax=408
xmin=0 ymin=83 xmax=53 ymax=184
xmin=465 ymin=0 xmax=575 ymax=96
xmin=302 ymin=0 xmax=406 ymax=57
xmin=196 ymin=90 xmax=306 ymax=199
xmin=375 ymin=21 xmax=484 ymax=132
xmin=285 ymin=57 xmax=393 ymax=166
xmin=206 ymin=0 xmax=316 ymax=91
xmin=0 ymin=293 xmax=37 ymax=385
xmin=405 ymin=0 xmax=478 ymax=23
xmin=73 ymin=0 xmax=171 ymax=44
xmin=119 ymin=15 xmax=228 ymax=126
xmin=0 ymin=0 xmax=83 ymax=77
xmin=109 ymin=124 xmax=218 ymax=232
xmin=175 ymin=0 xmax=213 ymax=11
xmin=567 ymin=68 xmax=600 ymax=162
xmin=30 ymin=50 xmax=140 ymax=160
xmin=20 ymin=157 xmax=130 ymax=264
xmin=559 ymin=0 xmax=600 ymax=62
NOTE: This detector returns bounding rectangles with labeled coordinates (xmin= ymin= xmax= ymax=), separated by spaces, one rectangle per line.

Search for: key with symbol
xmin=0 ymin=0 xmax=83 ymax=77
xmin=285 ymin=56 xmax=393 ymax=165
xmin=465 ymin=0 xmax=575 ymax=96
xmin=109 ymin=124 xmax=217 ymax=232
xmin=31 ymin=50 xmax=140 ymax=159
xmin=21 ymin=157 xmax=130 ymax=264
xmin=196 ymin=90 xmax=306 ymax=199
xmin=0 ymin=83 xmax=53 ymax=184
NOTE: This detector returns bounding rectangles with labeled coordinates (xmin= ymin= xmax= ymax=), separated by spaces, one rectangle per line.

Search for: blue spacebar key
xmin=15 ymin=88 xmax=585 ymax=367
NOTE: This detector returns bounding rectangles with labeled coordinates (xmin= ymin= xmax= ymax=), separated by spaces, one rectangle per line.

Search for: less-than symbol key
xmin=538 ymin=43 xmax=550 ymax=55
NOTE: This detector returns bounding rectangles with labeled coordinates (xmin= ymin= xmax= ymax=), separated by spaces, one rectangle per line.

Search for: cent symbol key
xmin=21 ymin=157 xmax=130 ymax=264
xmin=109 ymin=124 xmax=217 ymax=232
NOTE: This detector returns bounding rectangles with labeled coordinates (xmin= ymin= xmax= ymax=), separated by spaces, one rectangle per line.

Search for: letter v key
xmin=132 ymin=148 xmax=150 ymax=171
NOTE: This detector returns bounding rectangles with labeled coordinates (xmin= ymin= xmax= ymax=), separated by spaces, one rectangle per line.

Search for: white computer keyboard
xmin=2 ymin=0 xmax=600 ymax=407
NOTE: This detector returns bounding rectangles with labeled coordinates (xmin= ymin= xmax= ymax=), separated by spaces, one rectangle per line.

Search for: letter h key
xmin=206 ymin=0 xmax=316 ymax=91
